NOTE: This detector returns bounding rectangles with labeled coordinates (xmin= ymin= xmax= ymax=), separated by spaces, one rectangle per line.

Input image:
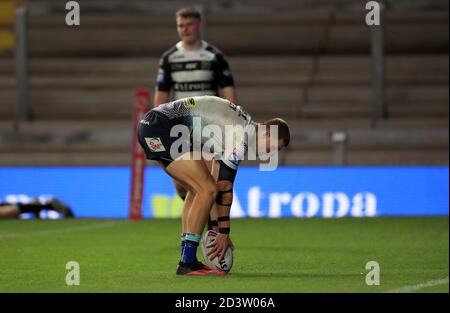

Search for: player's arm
xmin=153 ymin=91 xmax=170 ymax=107
xmin=207 ymin=182 xmax=234 ymax=262
xmin=153 ymin=55 xmax=172 ymax=107
xmin=216 ymin=179 xmax=233 ymax=237
xmin=214 ymin=52 xmax=237 ymax=104
xmin=207 ymin=161 xmax=237 ymax=261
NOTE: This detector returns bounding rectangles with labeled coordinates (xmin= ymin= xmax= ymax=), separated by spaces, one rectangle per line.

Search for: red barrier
xmin=129 ymin=88 xmax=150 ymax=220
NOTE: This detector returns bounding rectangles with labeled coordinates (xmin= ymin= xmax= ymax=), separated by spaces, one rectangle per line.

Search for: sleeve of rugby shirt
xmin=214 ymin=51 xmax=235 ymax=89
xmin=155 ymin=53 xmax=173 ymax=92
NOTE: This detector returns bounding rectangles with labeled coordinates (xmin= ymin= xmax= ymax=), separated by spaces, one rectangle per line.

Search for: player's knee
xmin=202 ymin=182 xmax=219 ymax=201
xmin=174 ymin=180 xmax=186 ymax=193
xmin=176 ymin=187 xmax=187 ymax=200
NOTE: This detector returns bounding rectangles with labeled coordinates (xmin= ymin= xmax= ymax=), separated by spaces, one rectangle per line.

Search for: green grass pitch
xmin=0 ymin=217 xmax=448 ymax=292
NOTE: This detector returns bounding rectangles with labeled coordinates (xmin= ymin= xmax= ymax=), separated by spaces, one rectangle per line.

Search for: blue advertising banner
xmin=0 ymin=166 xmax=448 ymax=218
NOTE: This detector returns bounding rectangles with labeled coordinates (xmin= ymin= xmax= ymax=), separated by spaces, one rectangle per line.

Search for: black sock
xmin=17 ymin=203 xmax=49 ymax=214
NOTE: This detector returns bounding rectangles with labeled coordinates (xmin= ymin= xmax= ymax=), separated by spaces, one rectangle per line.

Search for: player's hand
xmin=206 ymin=233 xmax=232 ymax=262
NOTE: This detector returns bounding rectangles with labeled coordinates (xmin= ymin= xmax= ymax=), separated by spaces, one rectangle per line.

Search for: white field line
xmin=0 ymin=220 xmax=127 ymax=240
xmin=386 ymin=277 xmax=449 ymax=293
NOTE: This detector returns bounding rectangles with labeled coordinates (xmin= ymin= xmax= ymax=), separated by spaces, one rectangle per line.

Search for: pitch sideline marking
xmin=0 ymin=220 xmax=128 ymax=240
xmin=386 ymin=277 xmax=449 ymax=293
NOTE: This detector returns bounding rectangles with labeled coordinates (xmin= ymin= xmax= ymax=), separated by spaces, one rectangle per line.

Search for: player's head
xmin=260 ymin=118 xmax=290 ymax=153
xmin=176 ymin=7 xmax=203 ymax=45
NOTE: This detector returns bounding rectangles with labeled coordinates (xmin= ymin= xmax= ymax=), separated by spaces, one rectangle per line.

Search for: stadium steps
xmin=0 ymin=151 xmax=131 ymax=166
xmin=281 ymin=149 xmax=449 ymax=166
xmin=1 ymin=55 xmax=446 ymax=78
xmin=300 ymin=104 xmax=449 ymax=119
xmin=0 ymin=55 xmax=14 ymax=119
xmin=0 ymin=122 xmax=447 ymax=165
xmin=1 ymin=86 xmax=447 ymax=120
xmin=26 ymin=11 xmax=448 ymax=56
xmin=0 ymin=55 xmax=447 ymax=120
xmin=0 ymin=117 xmax=448 ymax=134
xmin=2 ymin=55 xmax=446 ymax=86
xmin=2 ymin=149 xmax=447 ymax=167
xmin=1 ymin=7 xmax=447 ymax=166
xmin=300 ymin=85 xmax=449 ymax=118
xmin=313 ymin=55 xmax=449 ymax=85
xmin=3 ymin=149 xmax=447 ymax=166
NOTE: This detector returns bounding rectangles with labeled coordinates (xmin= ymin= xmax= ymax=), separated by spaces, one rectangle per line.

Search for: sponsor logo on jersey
xmin=174 ymin=82 xmax=213 ymax=91
xmin=201 ymin=61 xmax=211 ymax=70
xmin=171 ymin=54 xmax=184 ymax=60
xmin=185 ymin=62 xmax=197 ymax=70
xmin=186 ymin=97 xmax=196 ymax=108
xmin=171 ymin=63 xmax=184 ymax=71
xmin=146 ymin=137 xmax=166 ymax=152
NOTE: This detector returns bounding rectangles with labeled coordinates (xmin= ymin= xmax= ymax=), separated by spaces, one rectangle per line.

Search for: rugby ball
xmin=201 ymin=230 xmax=233 ymax=272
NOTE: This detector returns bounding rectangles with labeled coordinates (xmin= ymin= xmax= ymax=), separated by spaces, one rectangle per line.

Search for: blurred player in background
xmin=0 ymin=197 xmax=74 ymax=219
xmin=154 ymin=7 xmax=237 ymax=105
xmin=153 ymin=7 xmax=238 ymax=232
xmin=138 ymin=96 xmax=290 ymax=275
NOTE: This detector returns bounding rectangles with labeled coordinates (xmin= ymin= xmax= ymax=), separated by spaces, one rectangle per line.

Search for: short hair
xmin=176 ymin=7 xmax=202 ymax=22
xmin=264 ymin=118 xmax=290 ymax=148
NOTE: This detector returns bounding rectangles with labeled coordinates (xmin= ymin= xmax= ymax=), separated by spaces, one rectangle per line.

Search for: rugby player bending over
xmin=138 ymin=96 xmax=290 ymax=275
